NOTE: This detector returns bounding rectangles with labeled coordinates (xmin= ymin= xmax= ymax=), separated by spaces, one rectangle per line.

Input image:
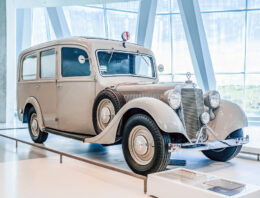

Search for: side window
xmin=22 ymin=53 xmax=37 ymax=80
xmin=61 ymin=48 xmax=90 ymax=77
xmin=40 ymin=49 xmax=56 ymax=78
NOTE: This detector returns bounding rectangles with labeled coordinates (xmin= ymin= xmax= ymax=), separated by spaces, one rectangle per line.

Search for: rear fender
xmin=23 ymin=97 xmax=45 ymax=131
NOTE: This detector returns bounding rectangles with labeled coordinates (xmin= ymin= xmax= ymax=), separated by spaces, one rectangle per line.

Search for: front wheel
xmin=202 ymin=129 xmax=243 ymax=162
xmin=122 ymin=114 xmax=171 ymax=175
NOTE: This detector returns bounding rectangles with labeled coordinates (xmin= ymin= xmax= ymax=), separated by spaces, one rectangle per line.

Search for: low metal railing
xmin=0 ymin=133 xmax=147 ymax=193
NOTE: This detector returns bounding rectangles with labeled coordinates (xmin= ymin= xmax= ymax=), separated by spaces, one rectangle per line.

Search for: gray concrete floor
xmin=0 ymin=128 xmax=260 ymax=197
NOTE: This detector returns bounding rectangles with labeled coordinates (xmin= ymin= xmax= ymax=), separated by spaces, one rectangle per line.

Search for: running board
xmin=44 ymin=128 xmax=94 ymax=142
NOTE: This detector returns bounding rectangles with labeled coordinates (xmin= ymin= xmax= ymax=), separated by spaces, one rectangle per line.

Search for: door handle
xmin=57 ymin=84 xmax=63 ymax=88
xmin=35 ymin=85 xmax=40 ymax=88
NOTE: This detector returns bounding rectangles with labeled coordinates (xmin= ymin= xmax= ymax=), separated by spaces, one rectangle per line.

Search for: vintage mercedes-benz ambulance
xmin=17 ymin=33 xmax=248 ymax=175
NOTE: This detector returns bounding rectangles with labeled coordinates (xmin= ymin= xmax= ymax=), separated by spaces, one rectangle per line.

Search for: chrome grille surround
xmin=181 ymin=88 xmax=204 ymax=141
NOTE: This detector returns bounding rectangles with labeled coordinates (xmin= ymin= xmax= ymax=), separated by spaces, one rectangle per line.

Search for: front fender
xmin=122 ymin=97 xmax=185 ymax=133
xmin=84 ymin=97 xmax=185 ymax=144
xmin=208 ymin=100 xmax=248 ymax=140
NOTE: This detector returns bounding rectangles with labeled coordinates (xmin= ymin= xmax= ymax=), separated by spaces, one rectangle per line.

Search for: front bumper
xmin=168 ymin=135 xmax=249 ymax=152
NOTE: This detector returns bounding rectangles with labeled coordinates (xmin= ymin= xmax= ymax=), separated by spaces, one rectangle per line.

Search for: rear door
xmin=37 ymin=48 xmax=58 ymax=129
xmin=56 ymin=45 xmax=96 ymax=135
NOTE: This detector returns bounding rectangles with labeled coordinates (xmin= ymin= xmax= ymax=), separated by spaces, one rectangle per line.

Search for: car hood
xmin=116 ymin=82 xmax=187 ymax=102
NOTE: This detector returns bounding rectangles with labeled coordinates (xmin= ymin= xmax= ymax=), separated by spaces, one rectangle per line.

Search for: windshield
xmin=97 ymin=51 xmax=155 ymax=78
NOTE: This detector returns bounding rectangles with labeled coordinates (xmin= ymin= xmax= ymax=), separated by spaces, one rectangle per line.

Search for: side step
xmin=44 ymin=128 xmax=94 ymax=142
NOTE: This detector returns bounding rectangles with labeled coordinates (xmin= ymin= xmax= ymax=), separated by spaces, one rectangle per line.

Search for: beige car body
xmin=17 ymin=37 xmax=248 ymax=144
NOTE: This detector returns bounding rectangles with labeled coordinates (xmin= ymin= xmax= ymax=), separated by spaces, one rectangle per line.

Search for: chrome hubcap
xmin=100 ymin=106 xmax=111 ymax=124
xmin=134 ymin=135 xmax=148 ymax=155
xmin=30 ymin=113 xmax=39 ymax=137
xmin=97 ymin=99 xmax=115 ymax=131
xmin=128 ymin=125 xmax=154 ymax=165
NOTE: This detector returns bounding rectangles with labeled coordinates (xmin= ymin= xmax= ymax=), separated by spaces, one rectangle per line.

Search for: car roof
xmin=19 ymin=36 xmax=146 ymax=57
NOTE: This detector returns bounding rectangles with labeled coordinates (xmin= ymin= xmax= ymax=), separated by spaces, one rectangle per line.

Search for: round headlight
xmin=209 ymin=91 xmax=220 ymax=108
xmin=200 ymin=112 xmax=210 ymax=125
xmin=168 ymin=91 xmax=181 ymax=110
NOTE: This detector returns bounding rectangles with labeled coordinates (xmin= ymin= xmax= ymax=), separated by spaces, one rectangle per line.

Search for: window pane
xmin=159 ymin=74 xmax=172 ymax=82
xmin=22 ymin=54 xmax=37 ymax=80
xmin=105 ymin=1 xmax=140 ymax=12
xmin=172 ymin=14 xmax=193 ymax=74
xmin=202 ymin=12 xmax=245 ymax=73
xmin=156 ymin=0 xmax=171 ymax=13
xmin=40 ymin=49 xmax=56 ymax=78
xmin=246 ymin=11 xmax=260 ymax=72
xmin=245 ymin=74 xmax=260 ymax=117
xmin=62 ymin=48 xmax=90 ymax=77
xmin=199 ymin=0 xmax=245 ymax=11
xmin=97 ymin=51 xmax=155 ymax=78
xmin=248 ymin=0 xmax=260 ymax=9
xmin=156 ymin=0 xmax=179 ymax=13
xmin=152 ymin=15 xmax=171 ymax=74
xmin=216 ymin=74 xmax=244 ymax=107
xmin=107 ymin=10 xmax=137 ymax=42
xmin=63 ymin=6 xmax=105 ymax=37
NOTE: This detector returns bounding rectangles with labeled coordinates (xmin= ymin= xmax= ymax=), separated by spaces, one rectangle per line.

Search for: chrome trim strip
xmin=168 ymin=135 xmax=249 ymax=152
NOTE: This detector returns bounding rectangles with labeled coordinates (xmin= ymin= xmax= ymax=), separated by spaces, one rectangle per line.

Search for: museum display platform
xmin=147 ymin=168 xmax=260 ymax=198
xmin=0 ymin=127 xmax=260 ymax=198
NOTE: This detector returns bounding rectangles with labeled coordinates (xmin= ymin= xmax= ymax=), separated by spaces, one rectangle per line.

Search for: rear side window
xmin=40 ymin=49 xmax=56 ymax=78
xmin=22 ymin=53 xmax=37 ymax=80
xmin=61 ymin=48 xmax=90 ymax=77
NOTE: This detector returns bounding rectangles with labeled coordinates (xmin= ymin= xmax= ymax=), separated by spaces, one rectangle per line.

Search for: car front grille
xmin=181 ymin=88 xmax=204 ymax=141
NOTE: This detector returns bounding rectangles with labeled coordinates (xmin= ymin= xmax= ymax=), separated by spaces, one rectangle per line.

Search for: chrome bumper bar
xmin=168 ymin=135 xmax=249 ymax=152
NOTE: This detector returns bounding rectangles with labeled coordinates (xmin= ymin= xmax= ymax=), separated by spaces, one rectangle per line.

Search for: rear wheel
xmin=28 ymin=107 xmax=48 ymax=143
xmin=202 ymin=129 xmax=243 ymax=162
xmin=122 ymin=114 xmax=171 ymax=175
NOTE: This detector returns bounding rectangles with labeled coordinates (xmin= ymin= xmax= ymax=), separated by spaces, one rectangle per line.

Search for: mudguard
xmin=84 ymin=97 xmax=185 ymax=144
xmin=208 ymin=100 xmax=248 ymax=141
xmin=23 ymin=97 xmax=45 ymax=131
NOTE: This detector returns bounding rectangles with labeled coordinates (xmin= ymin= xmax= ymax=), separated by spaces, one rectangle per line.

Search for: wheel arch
xmin=23 ymin=97 xmax=45 ymax=131
xmin=208 ymin=100 xmax=248 ymax=140
xmin=117 ymin=108 xmax=153 ymax=137
xmin=117 ymin=108 xmax=189 ymax=143
xmin=117 ymin=97 xmax=186 ymax=137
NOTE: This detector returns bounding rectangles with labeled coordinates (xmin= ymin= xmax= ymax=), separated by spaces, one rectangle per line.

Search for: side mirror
xmin=158 ymin=64 xmax=164 ymax=73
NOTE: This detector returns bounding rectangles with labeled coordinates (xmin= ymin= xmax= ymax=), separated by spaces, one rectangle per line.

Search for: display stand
xmin=147 ymin=168 xmax=260 ymax=198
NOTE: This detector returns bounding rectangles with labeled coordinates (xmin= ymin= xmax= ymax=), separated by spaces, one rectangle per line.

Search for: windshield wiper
xmin=108 ymin=48 xmax=114 ymax=65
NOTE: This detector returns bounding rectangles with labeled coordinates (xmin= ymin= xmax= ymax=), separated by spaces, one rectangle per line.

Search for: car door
xmin=56 ymin=45 xmax=96 ymax=135
xmin=37 ymin=48 xmax=58 ymax=129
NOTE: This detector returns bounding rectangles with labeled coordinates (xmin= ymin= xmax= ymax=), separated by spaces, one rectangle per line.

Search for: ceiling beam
xmin=14 ymin=0 xmax=138 ymax=8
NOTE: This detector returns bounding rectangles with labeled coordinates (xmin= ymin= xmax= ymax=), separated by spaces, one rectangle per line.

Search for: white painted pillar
xmin=0 ymin=0 xmax=7 ymax=122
